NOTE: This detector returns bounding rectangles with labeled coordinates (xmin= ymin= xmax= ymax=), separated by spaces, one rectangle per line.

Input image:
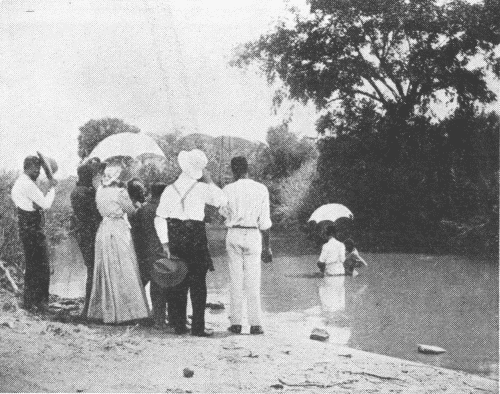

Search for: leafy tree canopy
xmin=264 ymin=123 xmax=317 ymax=179
xmin=77 ymin=118 xmax=141 ymax=159
xmin=234 ymin=0 xmax=500 ymax=133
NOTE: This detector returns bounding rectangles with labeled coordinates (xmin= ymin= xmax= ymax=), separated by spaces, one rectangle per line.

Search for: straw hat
xmin=102 ymin=165 xmax=122 ymax=186
xmin=36 ymin=151 xmax=58 ymax=179
xmin=177 ymin=149 xmax=208 ymax=180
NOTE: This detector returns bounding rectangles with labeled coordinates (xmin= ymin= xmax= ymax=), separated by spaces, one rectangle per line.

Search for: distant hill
xmin=151 ymin=133 xmax=269 ymax=186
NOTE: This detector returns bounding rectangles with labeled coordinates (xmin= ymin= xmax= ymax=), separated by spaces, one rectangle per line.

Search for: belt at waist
xmin=229 ymin=225 xmax=259 ymax=229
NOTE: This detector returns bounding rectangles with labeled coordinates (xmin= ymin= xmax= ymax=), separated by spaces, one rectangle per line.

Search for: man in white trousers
xmin=220 ymin=156 xmax=272 ymax=335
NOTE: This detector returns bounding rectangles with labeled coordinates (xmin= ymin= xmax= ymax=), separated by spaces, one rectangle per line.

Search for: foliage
xmin=298 ymin=110 xmax=499 ymax=254
xmin=234 ymin=0 xmax=499 ymax=130
xmin=271 ymin=158 xmax=318 ymax=228
xmin=0 ymin=171 xmax=24 ymax=273
xmin=77 ymin=118 xmax=141 ymax=159
xmin=0 ymin=172 xmax=76 ymax=286
xmin=263 ymin=123 xmax=317 ymax=179
xmin=42 ymin=177 xmax=76 ymax=246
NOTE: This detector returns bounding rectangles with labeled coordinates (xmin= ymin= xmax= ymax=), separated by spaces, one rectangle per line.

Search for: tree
xmin=234 ymin=0 xmax=499 ymax=132
xmin=77 ymin=118 xmax=141 ymax=159
xmin=264 ymin=123 xmax=317 ymax=179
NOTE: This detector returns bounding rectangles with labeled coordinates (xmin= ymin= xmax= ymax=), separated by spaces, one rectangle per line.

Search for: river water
xmin=50 ymin=235 xmax=499 ymax=379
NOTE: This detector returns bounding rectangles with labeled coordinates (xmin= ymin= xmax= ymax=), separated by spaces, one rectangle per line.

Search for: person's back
xmin=70 ymin=163 xmax=102 ymax=238
xmin=221 ymin=156 xmax=272 ymax=335
xmin=133 ymin=183 xmax=167 ymax=284
xmin=317 ymin=226 xmax=345 ymax=276
xmin=222 ymin=179 xmax=270 ymax=229
xmin=70 ymin=160 xmax=105 ymax=317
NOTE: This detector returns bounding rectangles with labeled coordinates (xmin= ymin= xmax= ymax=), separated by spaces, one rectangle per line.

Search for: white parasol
xmin=308 ymin=203 xmax=353 ymax=223
xmin=86 ymin=132 xmax=165 ymax=161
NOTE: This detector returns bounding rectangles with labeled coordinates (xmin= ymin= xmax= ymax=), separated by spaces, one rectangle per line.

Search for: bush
xmin=296 ymin=111 xmax=499 ymax=255
xmin=0 ymin=171 xmax=24 ymax=271
xmin=270 ymin=159 xmax=317 ymax=229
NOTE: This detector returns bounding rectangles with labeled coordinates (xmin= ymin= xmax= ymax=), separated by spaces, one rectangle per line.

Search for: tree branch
xmin=353 ymin=89 xmax=386 ymax=104
xmin=366 ymin=33 xmax=405 ymax=99
xmin=362 ymin=77 xmax=389 ymax=105
xmin=353 ymin=45 xmax=391 ymax=104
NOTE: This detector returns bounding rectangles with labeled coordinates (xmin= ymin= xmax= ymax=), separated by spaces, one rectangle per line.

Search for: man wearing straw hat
xmin=155 ymin=149 xmax=226 ymax=337
xmin=11 ymin=153 xmax=58 ymax=313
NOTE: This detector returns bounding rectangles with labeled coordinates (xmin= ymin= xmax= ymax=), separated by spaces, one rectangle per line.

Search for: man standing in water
xmin=220 ymin=156 xmax=272 ymax=335
xmin=155 ymin=149 xmax=226 ymax=337
xmin=11 ymin=154 xmax=58 ymax=313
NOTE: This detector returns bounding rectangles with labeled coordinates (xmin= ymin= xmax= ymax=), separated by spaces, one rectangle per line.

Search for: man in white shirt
xmin=11 ymin=155 xmax=57 ymax=312
xmin=154 ymin=149 xmax=226 ymax=337
xmin=220 ymin=156 xmax=272 ymax=335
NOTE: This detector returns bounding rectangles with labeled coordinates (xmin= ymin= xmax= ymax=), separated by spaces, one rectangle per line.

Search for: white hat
xmin=102 ymin=165 xmax=122 ymax=186
xmin=178 ymin=149 xmax=208 ymax=180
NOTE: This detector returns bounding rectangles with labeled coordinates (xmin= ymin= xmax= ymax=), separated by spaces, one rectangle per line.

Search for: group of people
xmin=12 ymin=149 xmax=273 ymax=337
xmin=316 ymin=225 xmax=367 ymax=278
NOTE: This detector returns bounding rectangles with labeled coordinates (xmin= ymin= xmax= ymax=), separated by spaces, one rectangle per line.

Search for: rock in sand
xmin=417 ymin=344 xmax=446 ymax=355
xmin=310 ymin=328 xmax=329 ymax=341
xmin=183 ymin=368 xmax=194 ymax=378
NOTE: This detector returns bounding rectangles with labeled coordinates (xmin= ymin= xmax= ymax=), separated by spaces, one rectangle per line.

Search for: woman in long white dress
xmin=87 ymin=165 xmax=150 ymax=323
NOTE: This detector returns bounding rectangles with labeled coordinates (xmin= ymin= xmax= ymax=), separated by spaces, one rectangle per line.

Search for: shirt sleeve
xmin=218 ymin=186 xmax=230 ymax=218
xmin=156 ymin=187 xmax=170 ymax=219
xmin=28 ymin=182 xmax=55 ymax=210
xmin=204 ymin=183 xmax=227 ymax=208
xmin=339 ymin=242 xmax=346 ymax=264
xmin=318 ymin=244 xmax=328 ymax=263
xmin=257 ymin=186 xmax=272 ymax=230
xmin=353 ymin=250 xmax=367 ymax=266
xmin=154 ymin=216 xmax=169 ymax=244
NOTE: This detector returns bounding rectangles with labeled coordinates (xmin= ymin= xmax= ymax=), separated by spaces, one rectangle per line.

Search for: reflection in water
xmin=50 ymin=239 xmax=498 ymax=379
xmin=318 ymin=276 xmax=345 ymax=313
xmin=50 ymin=236 xmax=86 ymax=299
xmin=316 ymin=275 xmax=351 ymax=345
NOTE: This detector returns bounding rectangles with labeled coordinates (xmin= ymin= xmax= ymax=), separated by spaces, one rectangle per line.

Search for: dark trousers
xmin=150 ymin=280 xmax=173 ymax=324
xmin=167 ymin=219 xmax=211 ymax=334
xmin=168 ymin=265 xmax=208 ymax=333
xmin=17 ymin=209 xmax=50 ymax=309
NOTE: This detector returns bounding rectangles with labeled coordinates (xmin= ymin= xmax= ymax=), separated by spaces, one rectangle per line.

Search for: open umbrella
xmin=308 ymin=203 xmax=353 ymax=223
xmin=87 ymin=132 xmax=165 ymax=161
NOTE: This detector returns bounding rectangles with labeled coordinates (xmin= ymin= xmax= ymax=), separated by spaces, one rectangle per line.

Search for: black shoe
xmin=191 ymin=328 xmax=214 ymax=337
xmin=175 ymin=326 xmax=190 ymax=335
xmin=228 ymin=325 xmax=242 ymax=334
xmin=250 ymin=325 xmax=264 ymax=335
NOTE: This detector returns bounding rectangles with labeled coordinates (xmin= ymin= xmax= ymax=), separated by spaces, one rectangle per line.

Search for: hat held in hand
xmin=151 ymin=253 xmax=188 ymax=288
xmin=36 ymin=151 xmax=58 ymax=179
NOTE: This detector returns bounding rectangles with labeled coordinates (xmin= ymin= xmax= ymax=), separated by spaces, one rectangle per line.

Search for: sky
xmin=0 ymin=0 xmax=497 ymax=177
xmin=0 ymin=0 xmax=315 ymax=176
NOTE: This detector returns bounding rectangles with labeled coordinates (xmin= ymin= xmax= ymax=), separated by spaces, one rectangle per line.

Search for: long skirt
xmin=88 ymin=217 xmax=150 ymax=323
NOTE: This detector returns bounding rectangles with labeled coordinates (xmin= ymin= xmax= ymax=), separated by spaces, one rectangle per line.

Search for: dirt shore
xmin=0 ymin=290 xmax=496 ymax=393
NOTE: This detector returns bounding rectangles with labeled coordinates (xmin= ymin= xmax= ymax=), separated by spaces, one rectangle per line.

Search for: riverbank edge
xmin=0 ymin=290 xmax=497 ymax=393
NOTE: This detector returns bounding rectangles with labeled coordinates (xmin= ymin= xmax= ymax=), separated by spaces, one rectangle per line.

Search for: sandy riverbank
xmin=0 ymin=290 xmax=496 ymax=393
